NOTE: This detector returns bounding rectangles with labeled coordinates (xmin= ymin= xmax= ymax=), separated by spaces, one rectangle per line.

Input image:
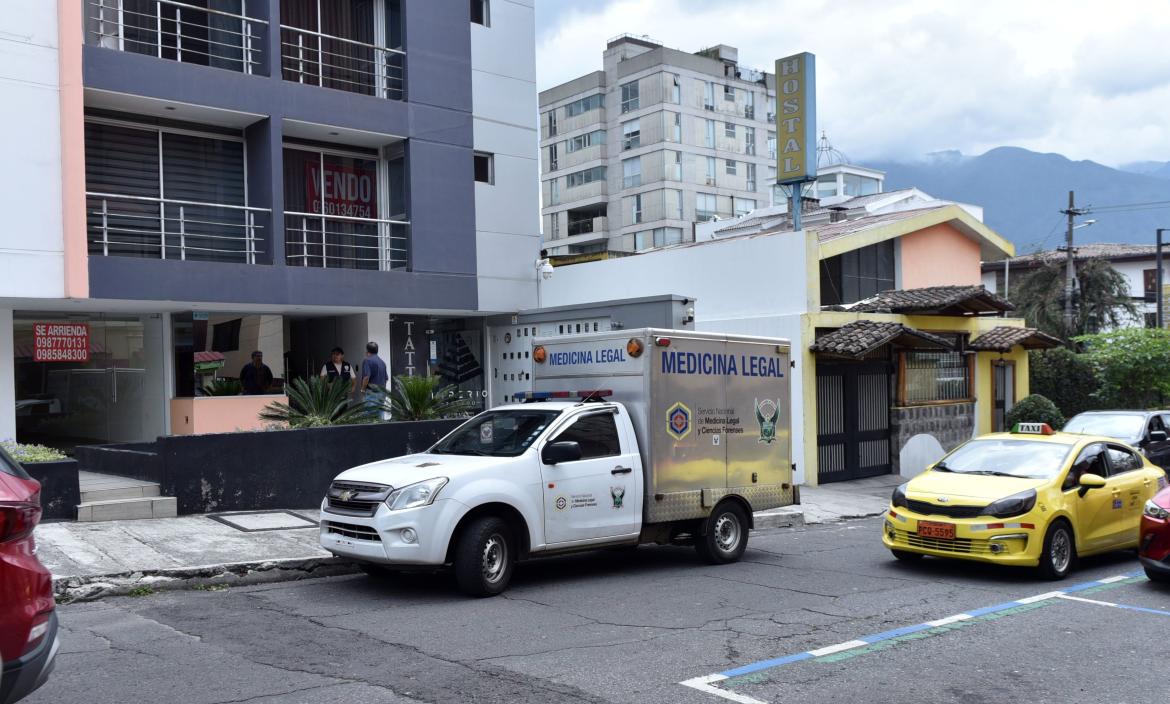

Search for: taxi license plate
xmin=918 ymin=521 xmax=955 ymax=540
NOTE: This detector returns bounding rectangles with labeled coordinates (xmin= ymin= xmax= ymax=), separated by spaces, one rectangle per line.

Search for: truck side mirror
xmin=1152 ymin=430 xmax=1168 ymax=443
xmin=542 ymin=441 xmax=582 ymax=465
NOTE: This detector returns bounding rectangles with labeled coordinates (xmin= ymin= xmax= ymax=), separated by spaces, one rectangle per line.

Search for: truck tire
xmin=1037 ymin=520 xmax=1075 ymax=580
xmin=453 ymin=516 xmax=514 ymax=597
xmin=695 ymin=502 xmax=748 ymax=565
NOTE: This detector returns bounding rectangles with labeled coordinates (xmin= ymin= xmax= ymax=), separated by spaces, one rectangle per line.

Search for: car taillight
xmin=25 ymin=611 xmax=51 ymax=654
xmin=0 ymin=502 xmax=41 ymax=543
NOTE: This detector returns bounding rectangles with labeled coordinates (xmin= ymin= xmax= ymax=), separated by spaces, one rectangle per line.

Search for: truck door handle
xmin=612 ymin=466 xmax=632 ymax=475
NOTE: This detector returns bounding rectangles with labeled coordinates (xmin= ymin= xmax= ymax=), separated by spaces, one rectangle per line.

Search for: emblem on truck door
xmin=755 ymin=398 xmax=780 ymax=445
xmin=611 ymin=486 xmax=625 ymax=509
xmin=666 ymin=402 xmax=692 ymax=440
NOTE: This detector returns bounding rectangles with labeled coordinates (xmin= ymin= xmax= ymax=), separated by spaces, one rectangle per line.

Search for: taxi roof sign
xmin=1011 ymin=422 xmax=1054 ymax=435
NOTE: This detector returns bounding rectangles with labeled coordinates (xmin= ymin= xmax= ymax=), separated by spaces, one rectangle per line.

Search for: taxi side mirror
xmin=542 ymin=441 xmax=582 ymax=465
xmin=1077 ymin=473 xmax=1107 ymax=497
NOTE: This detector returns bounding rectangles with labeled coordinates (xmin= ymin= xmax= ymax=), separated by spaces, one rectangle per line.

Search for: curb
xmin=52 ymin=555 xmax=360 ymax=603
xmin=752 ymin=506 xmax=806 ymax=532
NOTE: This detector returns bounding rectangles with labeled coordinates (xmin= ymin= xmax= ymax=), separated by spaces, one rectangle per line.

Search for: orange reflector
xmin=626 ymin=338 xmax=644 ymax=358
xmin=533 ymin=345 xmax=547 ymax=363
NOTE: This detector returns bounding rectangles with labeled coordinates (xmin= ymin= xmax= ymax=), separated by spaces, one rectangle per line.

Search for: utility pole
xmin=1060 ymin=191 xmax=1087 ymax=334
xmin=1158 ymin=229 xmax=1168 ymax=329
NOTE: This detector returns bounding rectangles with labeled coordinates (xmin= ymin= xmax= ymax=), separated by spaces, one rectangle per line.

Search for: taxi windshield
xmin=935 ymin=439 xmax=1073 ymax=480
xmin=430 ymin=409 xmax=561 ymax=457
xmin=1062 ymin=413 xmax=1145 ymax=441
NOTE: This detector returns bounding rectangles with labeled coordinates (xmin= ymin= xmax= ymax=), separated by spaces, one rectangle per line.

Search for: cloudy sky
xmin=535 ymin=0 xmax=1170 ymax=167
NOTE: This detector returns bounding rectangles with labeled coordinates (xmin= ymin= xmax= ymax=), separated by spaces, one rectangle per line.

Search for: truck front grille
xmin=325 ymin=521 xmax=382 ymax=542
xmin=326 ymin=481 xmax=391 ymax=517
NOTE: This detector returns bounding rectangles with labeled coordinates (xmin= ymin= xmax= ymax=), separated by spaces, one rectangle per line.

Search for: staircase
xmin=76 ymin=471 xmax=178 ymax=522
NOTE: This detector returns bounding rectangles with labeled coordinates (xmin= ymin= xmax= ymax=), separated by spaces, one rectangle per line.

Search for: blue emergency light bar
xmin=512 ymin=390 xmax=613 ymax=402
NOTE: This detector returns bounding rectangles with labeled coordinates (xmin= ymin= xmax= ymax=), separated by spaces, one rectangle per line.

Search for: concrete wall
xmin=899 ymin=223 xmax=982 ymax=289
xmin=171 ymin=395 xmax=287 ymax=435
xmin=471 ymin=0 xmax=540 ymax=312
xmin=0 ymin=2 xmax=65 ymax=299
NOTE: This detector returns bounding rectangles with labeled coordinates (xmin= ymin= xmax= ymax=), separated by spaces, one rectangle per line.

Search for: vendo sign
xmin=306 ymin=160 xmax=378 ymax=219
xmin=34 ymin=322 xmax=90 ymax=363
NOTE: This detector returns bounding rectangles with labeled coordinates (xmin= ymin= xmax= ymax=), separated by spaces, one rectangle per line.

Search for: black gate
xmin=816 ymin=362 xmax=893 ymax=483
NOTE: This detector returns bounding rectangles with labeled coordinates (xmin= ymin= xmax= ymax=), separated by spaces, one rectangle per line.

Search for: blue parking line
xmin=716 ymin=571 xmax=1145 ymax=680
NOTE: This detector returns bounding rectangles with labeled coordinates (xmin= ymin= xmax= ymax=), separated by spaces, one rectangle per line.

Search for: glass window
xmin=473 ymin=152 xmax=494 ymax=184
xmin=666 ymin=150 xmax=682 ymax=181
xmin=706 ymin=156 xmax=717 ymax=184
xmin=1107 ymin=446 xmax=1143 ymax=474
xmin=724 ymin=83 xmax=735 ymax=101
xmin=548 ymin=144 xmax=558 ymax=171
xmin=431 ymin=409 xmax=561 ymax=457
xmin=622 ymin=119 xmax=641 ymax=151
xmin=622 ymin=157 xmax=641 ymax=188
xmin=734 ymin=197 xmax=755 ymax=216
xmin=549 ymin=178 xmax=560 ymax=205
xmin=666 ymin=111 xmax=681 ymax=142
xmin=744 ymin=90 xmax=755 ymax=119
xmin=620 ymin=81 xmax=639 ymax=113
xmin=817 ymin=175 xmax=839 ymax=198
xmin=819 ymin=240 xmax=896 ymax=305
xmin=547 ymin=110 xmax=558 ymax=136
xmin=567 ymin=129 xmax=605 ymax=152
xmin=703 ymin=81 xmax=715 ymax=109
xmin=566 ymin=166 xmax=606 ymax=188
xmin=746 ymin=162 xmax=757 ymax=192
xmin=667 ymin=189 xmax=683 ymax=219
xmin=1065 ymin=443 xmax=1108 ymax=489
xmin=725 ymin=122 xmax=736 ymax=139
xmin=745 ymin=126 xmax=756 ymax=155
xmin=548 ymin=211 xmax=560 ymax=238
xmin=902 ymin=347 xmax=971 ymax=404
xmin=627 ymin=193 xmax=643 ymax=224
xmin=705 ymin=119 xmax=716 ymax=147
xmin=565 ymin=94 xmax=603 ymax=117
xmin=470 ymin=0 xmax=489 ymax=26
xmin=1063 ymin=413 xmax=1147 ymax=443
xmin=552 ymin=412 xmax=620 ymax=459
xmin=938 ymin=439 xmax=1075 ymax=481
xmin=696 ymin=192 xmax=717 ymax=221
xmin=725 ymin=159 xmax=737 ymax=176
xmin=767 ymin=130 xmax=777 ymax=159
xmin=843 ymin=173 xmax=881 ymax=196
xmin=669 ymin=73 xmax=681 ymax=103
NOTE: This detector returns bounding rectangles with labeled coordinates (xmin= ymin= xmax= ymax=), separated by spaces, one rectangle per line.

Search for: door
xmin=991 ymin=361 xmax=1015 ymax=432
xmin=1105 ymin=445 xmax=1154 ymax=546
xmin=816 ymin=362 xmax=892 ymax=483
xmin=1143 ymin=415 xmax=1170 ymax=470
xmin=1065 ymin=443 xmax=1115 ymax=552
xmin=541 ymin=409 xmax=639 ymax=543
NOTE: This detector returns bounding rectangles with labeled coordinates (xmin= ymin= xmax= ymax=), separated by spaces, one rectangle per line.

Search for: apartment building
xmin=538 ymin=36 xmax=780 ymax=255
xmin=0 ymin=0 xmax=538 ymax=448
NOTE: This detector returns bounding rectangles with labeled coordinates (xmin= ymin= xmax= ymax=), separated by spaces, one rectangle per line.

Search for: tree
xmin=1074 ymin=328 xmax=1170 ymax=409
xmin=1028 ymin=347 xmax=1099 ymax=418
xmin=260 ymin=376 xmax=374 ymax=428
xmin=375 ymin=375 xmax=473 ymax=421
xmin=1012 ymin=258 xmax=1138 ymax=341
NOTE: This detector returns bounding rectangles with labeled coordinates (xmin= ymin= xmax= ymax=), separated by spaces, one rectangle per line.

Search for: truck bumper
xmin=320 ymin=498 xmax=466 ymax=567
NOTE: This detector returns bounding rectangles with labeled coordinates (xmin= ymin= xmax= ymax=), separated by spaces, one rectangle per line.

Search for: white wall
xmin=471 ymin=0 xmax=540 ymax=313
xmin=0 ymin=2 xmax=65 ymax=299
xmin=0 ymin=309 xmax=13 ymax=440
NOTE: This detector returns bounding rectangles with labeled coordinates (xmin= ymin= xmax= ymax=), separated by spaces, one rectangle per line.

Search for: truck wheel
xmin=1037 ymin=520 xmax=1075 ymax=580
xmin=695 ymin=502 xmax=748 ymax=565
xmin=453 ymin=516 xmax=514 ymax=597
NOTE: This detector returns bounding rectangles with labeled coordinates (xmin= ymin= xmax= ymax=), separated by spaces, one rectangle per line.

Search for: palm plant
xmin=260 ymin=376 xmax=374 ymax=428
xmin=202 ymin=378 xmax=243 ymax=396
xmin=1012 ymin=258 xmax=1138 ymax=342
xmin=374 ymin=375 xmax=473 ymax=421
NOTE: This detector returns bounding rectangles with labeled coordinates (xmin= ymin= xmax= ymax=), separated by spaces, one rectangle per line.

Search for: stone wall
xmin=890 ymin=402 xmax=976 ymax=475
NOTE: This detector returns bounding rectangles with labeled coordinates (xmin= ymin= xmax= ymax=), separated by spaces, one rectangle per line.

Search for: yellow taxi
xmin=882 ymin=423 xmax=1168 ymax=579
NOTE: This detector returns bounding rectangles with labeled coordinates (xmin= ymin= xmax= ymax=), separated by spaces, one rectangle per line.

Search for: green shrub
xmin=1029 ymin=347 xmax=1099 ymax=418
xmin=259 ymin=376 xmax=375 ymax=428
xmin=1075 ymin=328 xmax=1170 ymax=409
xmin=202 ymin=379 xmax=243 ymax=396
xmin=372 ymin=375 xmax=473 ymax=421
xmin=1 ymin=441 xmax=66 ymax=463
xmin=1005 ymin=394 xmax=1064 ymax=430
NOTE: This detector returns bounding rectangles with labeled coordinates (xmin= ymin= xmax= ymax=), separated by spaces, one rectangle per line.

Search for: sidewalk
xmin=37 ymin=477 xmax=898 ymax=601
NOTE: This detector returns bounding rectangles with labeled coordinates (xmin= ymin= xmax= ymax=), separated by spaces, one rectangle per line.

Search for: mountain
xmin=865 ymin=147 xmax=1170 ymax=253
xmin=1120 ymin=161 xmax=1170 ymax=179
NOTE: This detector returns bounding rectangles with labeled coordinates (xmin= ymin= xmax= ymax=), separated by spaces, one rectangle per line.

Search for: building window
xmin=628 ymin=193 xmax=643 ymax=224
xmin=567 ymin=129 xmax=605 ymax=152
xmin=211 ymin=318 xmax=242 ymax=352
xmin=565 ymin=94 xmax=603 ymax=117
xmin=547 ymin=110 xmax=558 ymax=136
xmin=470 ymin=0 xmax=489 ymax=26
xmin=670 ymin=73 xmax=681 ymax=104
xmin=549 ymin=211 xmax=560 ymax=239
xmin=620 ymin=81 xmax=640 ymax=113
xmin=1146 ymin=312 xmax=1159 ymax=328
xmin=900 ymin=346 xmax=973 ymax=405
xmin=696 ymin=192 xmax=717 ymax=221
xmin=843 ymin=173 xmax=881 ymax=196
xmin=819 ymin=240 xmax=896 ymax=306
xmin=703 ymin=81 xmax=715 ymax=110
xmin=1144 ymin=268 xmax=1159 ymax=302
xmin=745 ymin=126 xmax=756 ymax=155
xmin=725 ymin=122 xmax=736 ymax=139
xmin=725 ymin=159 xmax=737 ymax=176
xmin=666 ymin=150 xmax=682 ymax=181
xmin=622 ymin=119 xmax=641 ymax=151
xmin=706 ymin=157 xmax=717 ymax=185
xmin=746 ymin=162 xmax=757 ymax=192
xmin=566 ymin=165 xmax=606 ymax=188
xmin=549 ymin=178 xmax=560 ymax=205
xmin=667 ymin=189 xmax=683 ymax=219
xmin=666 ymin=111 xmax=681 ymax=142
xmin=744 ymin=91 xmax=755 ymax=119
xmin=474 ymin=152 xmax=494 ymax=184
xmin=816 ymin=174 xmax=839 ymax=199
xmin=724 ymin=84 xmax=735 ymax=101
xmin=548 ymin=144 xmax=558 ymax=171
xmin=622 ymin=157 xmax=642 ymax=188
xmin=705 ymin=119 xmax=716 ymax=148
xmin=635 ymin=227 xmax=684 ymax=250
xmin=767 ymin=130 xmax=777 ymax=159
xmin=733 ymin=197 xmax=755 ymax=216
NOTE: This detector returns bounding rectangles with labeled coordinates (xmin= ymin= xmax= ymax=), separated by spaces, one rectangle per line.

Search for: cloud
xmin=535 ymin=0 xmax=1170 ymax=166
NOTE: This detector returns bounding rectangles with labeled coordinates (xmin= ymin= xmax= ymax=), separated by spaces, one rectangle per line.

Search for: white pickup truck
xmin=319 ymin=329 xmax=797 ymax=595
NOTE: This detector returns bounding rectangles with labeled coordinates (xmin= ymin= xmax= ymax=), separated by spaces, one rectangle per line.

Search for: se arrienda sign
xmin=34 ymin=322 xmax=89 ymax=363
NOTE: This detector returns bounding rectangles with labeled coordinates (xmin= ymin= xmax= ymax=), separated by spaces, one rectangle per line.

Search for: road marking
xmin=679 ymin=571 xmax=1145 ymax=704
xmin=1058 ymin=592 xmax=1170 ymax=617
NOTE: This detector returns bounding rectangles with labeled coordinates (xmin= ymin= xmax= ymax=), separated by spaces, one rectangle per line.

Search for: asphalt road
xmin=26 ymin=518 xmax=1169 ymax=704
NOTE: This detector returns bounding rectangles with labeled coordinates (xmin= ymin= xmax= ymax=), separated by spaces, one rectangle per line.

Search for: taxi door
xmin=540 ymin=409 xmax=640 ymax=544
xmin=1105 ymin=445 xmax=1156 ymax=547
xmin=1065 ymin=443 xmax=1117 ymax=553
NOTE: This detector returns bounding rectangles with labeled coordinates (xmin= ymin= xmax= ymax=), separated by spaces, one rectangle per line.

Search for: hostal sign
xmin=774 ymin=52 xmax=817 ymax=184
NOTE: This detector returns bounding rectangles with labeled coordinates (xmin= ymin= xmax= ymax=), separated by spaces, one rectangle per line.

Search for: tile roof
xmin=836 ymin=285 xmax=1014 ymax=315
xmin=968 ymin=326 xmax=1062 ymax=352
xmin=985 ymin=243 xmax=1159 ymax=270
xmin=810 ymin=206 xmax=948 ymax=243
xmin=810 ymin=320 xmax=953 ymax=359
xmin=194 ymin=351 xmax=226 ymax=364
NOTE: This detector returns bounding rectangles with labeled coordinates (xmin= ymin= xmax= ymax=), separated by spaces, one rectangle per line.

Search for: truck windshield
xmin=430 ymin=409 xmax=561 ymax=457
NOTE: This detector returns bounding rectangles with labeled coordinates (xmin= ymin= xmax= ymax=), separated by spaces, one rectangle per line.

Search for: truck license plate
xmin=918 ymin=521 xmax=955 ymax=540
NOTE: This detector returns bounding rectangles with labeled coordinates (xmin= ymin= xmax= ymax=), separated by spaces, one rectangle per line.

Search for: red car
xmin=1140 ymin=486 xmax=1170 ymax=583
xmin=0 ymin=446 xmax=58 ymax=703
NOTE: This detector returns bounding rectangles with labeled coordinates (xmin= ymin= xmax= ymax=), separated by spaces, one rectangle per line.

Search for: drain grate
xmin=208 ymin=510 xmax=319 ymax=532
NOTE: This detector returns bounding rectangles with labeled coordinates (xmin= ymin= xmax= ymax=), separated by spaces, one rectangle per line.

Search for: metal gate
xmin=816 ymin=362 xmax=892 ymax=483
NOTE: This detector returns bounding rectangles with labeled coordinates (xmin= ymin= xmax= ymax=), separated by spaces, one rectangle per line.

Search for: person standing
xmin=239 ymin=351 xmax=274 ymax=395
xmin=320 ymin=347 xmax=356 ymax=395
xmin=360 ymin=341 xmax=390 ymax=417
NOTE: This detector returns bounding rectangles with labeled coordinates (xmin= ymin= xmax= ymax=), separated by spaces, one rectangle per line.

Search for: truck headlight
xmin=985 ymin=490 xmax=1037 ymax=519
xmin=891 ymin=483 xmax=908 ymax=508
xmin=1144 ymin=499 xmax=1170 ymax=520
xmin=385 ymin=478 xmax=448 ymax=511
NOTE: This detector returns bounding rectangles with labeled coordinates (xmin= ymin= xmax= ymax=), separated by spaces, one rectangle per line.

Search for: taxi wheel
xmin=1037 ymin=520 xmax=1076 ymax=580
xmin=453 ymin=516 xmax=515 ymax=597
xmin=891 ymin=550 xmax=923 ymax=562
xmin=696 ymin=502 xmax=748 ymax=565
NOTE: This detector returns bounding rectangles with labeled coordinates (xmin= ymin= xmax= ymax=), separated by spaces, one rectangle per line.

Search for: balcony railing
xmin=280 ymin=26 xmax=404 ymax=100
xmin=86 ymin=0 xmax=265 ymax=74
xmin=87 ymin=192 xmax=269 ymax=264
xmin=285 ymin=212 xmax=409 ymax=271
